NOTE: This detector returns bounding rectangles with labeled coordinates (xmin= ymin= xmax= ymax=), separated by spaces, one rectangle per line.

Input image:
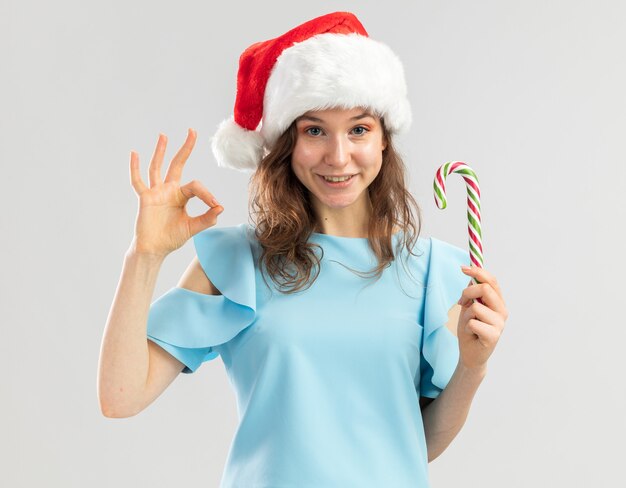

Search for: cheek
xmin=291 ymin=144 xmax=317 ymax=175
xmin=293 ymin=143 xmax=316 ymax=162
xmin=356 ymin=144 xmax=384 ymax=169
xmin=290 ymin=150 xmax=310 ymax=184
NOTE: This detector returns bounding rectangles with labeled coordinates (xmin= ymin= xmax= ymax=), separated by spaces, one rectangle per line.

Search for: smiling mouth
xmin=320 ymin=174 xmax=354 ymax=182
xmin=317 ymin=174 xmax=356 ymax=188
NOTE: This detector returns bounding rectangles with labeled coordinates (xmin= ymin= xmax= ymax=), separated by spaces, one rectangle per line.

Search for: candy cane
xmin=433 ymin=161 xmax=484 ymax=303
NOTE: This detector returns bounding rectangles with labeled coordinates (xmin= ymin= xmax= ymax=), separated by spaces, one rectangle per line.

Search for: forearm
xmin=421 ymin=362 xmax=487 ymax=462
xmin=97 ymin=244 xmax=166 ymax=417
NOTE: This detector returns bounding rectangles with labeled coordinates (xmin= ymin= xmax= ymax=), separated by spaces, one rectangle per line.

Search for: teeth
xmin=323 ymin=175 xmax=352 ymax=182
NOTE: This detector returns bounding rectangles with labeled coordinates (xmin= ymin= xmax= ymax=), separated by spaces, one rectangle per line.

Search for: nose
xmin=323 ymin=134 xmax=350 ymax=167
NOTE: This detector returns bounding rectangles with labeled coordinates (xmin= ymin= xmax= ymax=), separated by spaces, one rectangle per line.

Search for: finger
xmin=189 ymin=206 xmax=224 ymax=236
xmin=465 ymin=318 xmax=499 ymax=348
xmin=461 ymin=265 xmax=504 ymax=300
xmin=129 ymin=150 xmax=149 ymax=195
xmin=459 ymin=282 xmax=508 ymax=316
xmin=179 ymin=179 xmax=221 ymax=207
xmin=149 ymin=133 xmax=167 ymax=187
xmin=461 ymin=264 xmax=500 ymax=290
xmin=165 ymin=128 xmax=197 ymax=184
xmin=462 ymin=301 xmax=505 ymax=333
xmin=179 ymin=179 xmax=223 ymax=236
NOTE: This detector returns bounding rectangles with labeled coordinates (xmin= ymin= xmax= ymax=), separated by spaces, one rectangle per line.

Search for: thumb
xmin=189 ymin=205 xmax=224 ymax=236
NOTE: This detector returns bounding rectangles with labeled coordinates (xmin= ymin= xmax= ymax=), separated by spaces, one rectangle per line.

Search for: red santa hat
xmin=211 ymin=11 xmax=412 ymax=171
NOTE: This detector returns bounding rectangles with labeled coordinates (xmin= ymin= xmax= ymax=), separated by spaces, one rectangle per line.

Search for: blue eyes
xmin=304 ymin=126 xmax=369 ymax=137
xmin=305 ymin=127 xmax=322 ymax=136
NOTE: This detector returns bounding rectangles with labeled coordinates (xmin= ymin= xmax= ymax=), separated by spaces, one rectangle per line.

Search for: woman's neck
xmin=314 ymin=219 xmax=368 ymax=238
xmin=311 ymin=196 xmax=371 ymax=238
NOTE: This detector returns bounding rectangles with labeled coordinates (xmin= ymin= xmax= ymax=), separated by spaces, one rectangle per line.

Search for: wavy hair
xmin=248 ymin=114 xmax=423 ymax=294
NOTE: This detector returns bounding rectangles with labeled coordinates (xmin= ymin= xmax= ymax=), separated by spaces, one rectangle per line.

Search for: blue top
xmin=147 ymin=223 xmax=470 ymax=487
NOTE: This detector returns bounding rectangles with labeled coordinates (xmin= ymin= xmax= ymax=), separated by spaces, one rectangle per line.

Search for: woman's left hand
xmin=456 ymin=265 xmax=509 ymax=371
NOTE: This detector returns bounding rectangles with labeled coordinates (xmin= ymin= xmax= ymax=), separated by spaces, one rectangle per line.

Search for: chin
xmin=317 ymin=195 xmax=359 ymax=209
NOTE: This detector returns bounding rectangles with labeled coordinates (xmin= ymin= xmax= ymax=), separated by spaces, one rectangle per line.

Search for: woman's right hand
xmin=128 ymin=128 xmax=223 ymax=257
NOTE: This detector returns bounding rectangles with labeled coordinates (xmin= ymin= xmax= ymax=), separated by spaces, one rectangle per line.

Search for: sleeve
xmin=419 ymin=236 xmax=471 ymax=398
xmin=146 ymin=224 xmax=257 ymax=374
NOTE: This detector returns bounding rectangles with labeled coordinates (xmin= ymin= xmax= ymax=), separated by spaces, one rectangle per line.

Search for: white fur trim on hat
xmin=260 ymin=32 xmax=412 ymax=149
xmin=210 ymin=116 xmax=266 ymax=171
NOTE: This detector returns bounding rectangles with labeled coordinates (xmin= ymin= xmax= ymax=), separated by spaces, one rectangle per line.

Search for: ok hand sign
xmin=129 ymin=129 xmax=223 ymax=257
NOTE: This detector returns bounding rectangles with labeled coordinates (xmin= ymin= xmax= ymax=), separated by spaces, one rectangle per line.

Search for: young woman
xmin=98 ymin=11 xmax=508 ymax=487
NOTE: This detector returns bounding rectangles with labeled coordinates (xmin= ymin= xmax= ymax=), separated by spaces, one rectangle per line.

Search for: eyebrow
xmin=296 ymin=111 xmax=375 ymax=123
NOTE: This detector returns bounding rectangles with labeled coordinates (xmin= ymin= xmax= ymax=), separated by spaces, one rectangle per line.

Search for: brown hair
xmin=248 ymin=115 xmax=423 ymax=293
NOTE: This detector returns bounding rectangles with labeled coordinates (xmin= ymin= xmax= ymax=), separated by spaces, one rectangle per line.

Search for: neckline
xmin=310 ymin=232 xmax=368 ymax=241
xmin=243 ymin=223 xmax=404 ymax=242
xmin=310 ymin=230 xmax=404 ymax=241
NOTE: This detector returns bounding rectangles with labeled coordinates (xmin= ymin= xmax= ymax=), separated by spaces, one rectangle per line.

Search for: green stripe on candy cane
xmin=433 ymin=161 xmax=485 ymax=305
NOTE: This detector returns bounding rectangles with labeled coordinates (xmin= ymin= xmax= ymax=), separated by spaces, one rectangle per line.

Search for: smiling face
xmin=291 ymin=106 xmax=387 ymax=226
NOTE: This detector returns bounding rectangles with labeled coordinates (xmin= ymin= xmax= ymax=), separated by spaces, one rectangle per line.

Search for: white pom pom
xmin=210 ymin=116 xmax=265 ymax=171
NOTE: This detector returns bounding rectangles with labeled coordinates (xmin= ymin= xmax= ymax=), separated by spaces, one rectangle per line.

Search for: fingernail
xmin=461 ymin=266 xmax=470 ymax=271
xmin=457 ymin=297 xmax=463 ymax=305
xmin=211 ymin=197 xmax=220 ymax=206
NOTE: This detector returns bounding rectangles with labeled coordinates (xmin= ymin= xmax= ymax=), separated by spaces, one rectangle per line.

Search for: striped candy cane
xmin=433 ymin=161 xmax=484 ymax=303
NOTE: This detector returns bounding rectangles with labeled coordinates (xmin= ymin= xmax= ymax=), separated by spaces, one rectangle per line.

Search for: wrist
xmin=126 ymin=238 xmax=169 ymax=262
xmin=125 ymin=244 xmax=168 ymax=265
xmin=457 ymin=361 xmax=488 ymax=379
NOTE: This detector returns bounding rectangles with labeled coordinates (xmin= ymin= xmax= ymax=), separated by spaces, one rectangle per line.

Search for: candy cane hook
xmin=433 ymin=161 xmax=484 ymax=303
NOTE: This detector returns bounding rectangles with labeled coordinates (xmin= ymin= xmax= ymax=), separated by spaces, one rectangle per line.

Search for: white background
xmin=2 ymin=0 xmax=625 ymax=486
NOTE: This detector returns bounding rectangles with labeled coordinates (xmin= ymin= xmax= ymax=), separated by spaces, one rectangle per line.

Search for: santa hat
xmin=211 ymin=11 xmax=412 ymax=171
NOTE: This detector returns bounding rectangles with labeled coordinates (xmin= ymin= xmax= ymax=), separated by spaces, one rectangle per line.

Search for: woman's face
xmin=291 ymin=106 xmax=387 ymax=213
